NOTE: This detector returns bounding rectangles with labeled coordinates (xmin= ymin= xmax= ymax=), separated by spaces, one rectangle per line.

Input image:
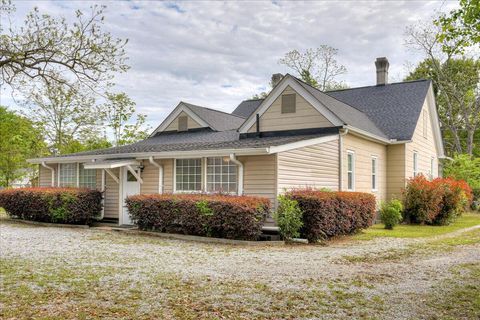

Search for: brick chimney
xmin=375 ymin=57 xmax=389 ymax=85
xmin=271 ymin=73 xmax=283 ymax=88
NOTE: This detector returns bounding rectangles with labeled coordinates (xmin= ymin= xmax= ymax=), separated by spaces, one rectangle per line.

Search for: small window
xmin=207 ymin=157 xmax=237 ymax=193
xmin=178 ymin=116 xmax=188 ymax=131
xmin=423 ymin=110 xmax=428 ymax=138
xmin=347 ymin=151 xmax=355 ymax=191
xmin=413 ymin=152 xmax=418 ymax=177
xmin=281 ymin=94 xmax=296 ymax=114
xmin=79 ymin=164 xmax=96 ymax=189
xmin=126 ymin=170 xmax=138 ymax=182
xmin=371 ymin=157 xmax=377 ymax=191
xmin=59 ymin=163 xmax=77 ymax=187
xmin=175 ymin=159 xmax=202 ymax=191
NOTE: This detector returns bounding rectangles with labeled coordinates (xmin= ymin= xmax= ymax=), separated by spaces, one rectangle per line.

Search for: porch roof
xmin=82 ymin=159 xmax=140 ymax=169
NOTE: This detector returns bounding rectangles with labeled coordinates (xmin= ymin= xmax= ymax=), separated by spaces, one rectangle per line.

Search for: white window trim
xmin=371 ymin=156 xmax=378 ymax=192
xmin=413 ymin=151 xmax=419 ymax=177
xmin=173 ymin=158 xmax=203 ymax=193
xmin=347 ymin=150 xmax=355 ymax=191
xmin=206 ymin=157 xmax=238 ymax=195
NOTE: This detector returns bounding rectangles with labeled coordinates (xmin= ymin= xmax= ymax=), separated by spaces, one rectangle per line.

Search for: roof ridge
xmin=326 ymin=79 xmax=431 ymax=93
xmin=183 ymin=101 xmax=244 ymax=119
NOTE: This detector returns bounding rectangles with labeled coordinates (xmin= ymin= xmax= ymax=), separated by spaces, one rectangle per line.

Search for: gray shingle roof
xmin=293 ymin=78 xmax=389 ymax=139
xmin=327 ymin=80 xmax=431 ymax=140
xmin=232 ymin=99 xmax=263 ymax=118
xmin=181 ymin=102 xmax=245 ymax=131
xmin=46 ymin=130 xmax=335 ymax=159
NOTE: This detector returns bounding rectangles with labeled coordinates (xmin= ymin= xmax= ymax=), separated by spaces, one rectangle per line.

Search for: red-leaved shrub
xmin=0 ymin=187 xmax=102 ymax=224
xmin=403 ymin=175 xmax=472 ymax=225
xmin=284 ymin=189 xmax=376 ymax=242
xmin=125 ymin=194 xmax=270 ymax=240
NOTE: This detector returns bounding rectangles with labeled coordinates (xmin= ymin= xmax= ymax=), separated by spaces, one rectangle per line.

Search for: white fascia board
xmin=344 ymin=125 xmax=403 ymax=145
xmin=149 ymin=102 xmax=211 ymax=136
xmin=426 ymin=84 xmax=446 ymax=158
xmin=267 ymin=135 xmax=339 ymax=154
xmin=27 ymin=148 xmax=269 ymax=164
xmin=238 ymin=75 xmax=343 ymax=133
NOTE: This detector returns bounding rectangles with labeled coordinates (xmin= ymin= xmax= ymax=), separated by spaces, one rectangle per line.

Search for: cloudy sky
xmin=1 ymin=0 xmax=458 ymax=129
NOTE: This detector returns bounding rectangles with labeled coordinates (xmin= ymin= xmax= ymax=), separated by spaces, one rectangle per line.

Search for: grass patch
xmin=354 ymin=212 xmax=480 ymax=240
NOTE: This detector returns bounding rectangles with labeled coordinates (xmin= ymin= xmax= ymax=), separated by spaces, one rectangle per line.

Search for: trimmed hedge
xmin=284 ymin=189 xmax=376 ymax=242
xmin=0 ymin=187 xmax=102 ymax=225
xmin=125 ymin=194 xmax=270 ymax=240
xmin=403 ymin=175 xmax=473 ymax=225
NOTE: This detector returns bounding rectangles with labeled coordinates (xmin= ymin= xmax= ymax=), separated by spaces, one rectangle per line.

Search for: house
xmin=28 ymin=57 xmax=445 ymax=226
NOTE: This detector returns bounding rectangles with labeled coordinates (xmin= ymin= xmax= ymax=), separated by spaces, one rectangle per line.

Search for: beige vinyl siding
xmin=140 ymin=162 xmax=160 ymax=194
xmin=405 ymin=97 xmax=439 ymax=179
xmin=238 ymin=155 xmax=277 ymax=204
xmin=104 ymin=168 xmax=119 ymax=219
xmin=277 ymin=139 xmax=339 ymax=193
xmin=160 ymin=159 xmax=174 ymax=193
xmin=164 ymin=111 xmax=203 ymax=131
xmin=247 ymin=86 xmax=333 ymax=133
xmin=342 ymin=133 xmax=387 ymax=202
xmin=39 ymin=164 xmax=54 ymax=186
xmin=386 ymin=144 xmax=406 ymax=200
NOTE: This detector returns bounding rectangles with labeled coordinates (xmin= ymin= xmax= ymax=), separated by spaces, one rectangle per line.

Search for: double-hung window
xmin=207 ymin=157 xmax=237 ymax=193
xmin=79 ymin=164 xmax=97 ymax=188
xmin=175 ymin=159 xmax=202 ymax=192
xmin=58 ymin=163 xmax=77 ymax=187
xmin=347 ymin=151 xmax=355 ymax=191
xmin=413 ymin=152 xmax=418 ymax=177
xmin=371 ymin=156 xmax=378 ymax=191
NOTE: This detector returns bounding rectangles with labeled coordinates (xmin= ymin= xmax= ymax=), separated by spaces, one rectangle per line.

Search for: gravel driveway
xmin=1 ymin=221 xmax=479 ymax=319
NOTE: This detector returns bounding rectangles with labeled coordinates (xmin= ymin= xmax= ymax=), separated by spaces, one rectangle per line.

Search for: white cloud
xmin=1 ymin=0 xmax=459 ymax=128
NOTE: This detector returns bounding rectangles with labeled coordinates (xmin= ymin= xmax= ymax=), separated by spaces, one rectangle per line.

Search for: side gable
xmin=247 ymin=85 xmax=335 ymax=133
xmin=151 ymin=103 xmax=210 ymax=136
xmin=239 ymin=75 xmax=343 ymax=133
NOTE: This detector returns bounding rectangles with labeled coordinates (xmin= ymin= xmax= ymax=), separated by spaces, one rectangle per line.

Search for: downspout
xmin=338 ymin=128 xmax=349 ymax=191
xmin=229 ymin=154 xmax=243 ymax=196
xmin=41 ymin=161 xmax=55 ymax=187
xmin=149 ymin=156 xmax=163 ymax=194
xmin=94 ymin=169 xmax=106 ymax=220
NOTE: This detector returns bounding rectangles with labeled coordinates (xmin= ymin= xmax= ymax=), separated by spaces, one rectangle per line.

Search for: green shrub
xmin=274 ymin=195 xmax=303 ymax=241
xmin=379 ymin=199 xmax=403 ymax=229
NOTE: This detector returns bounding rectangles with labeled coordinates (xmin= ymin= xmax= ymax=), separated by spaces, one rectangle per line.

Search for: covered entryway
xmin=83 ymin=159 xmax=143 ymax=226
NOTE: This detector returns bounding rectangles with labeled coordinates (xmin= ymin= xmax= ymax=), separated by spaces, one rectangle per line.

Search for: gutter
xmin=229 ymin=154 xmax=244 ymax=195
xmin=338 ymin=129 xmax=349 ymax=191
xmin=149 ymin=156 xmax=163 ymax=194
xmin=41 ymin=162 xmax=55 ymax=187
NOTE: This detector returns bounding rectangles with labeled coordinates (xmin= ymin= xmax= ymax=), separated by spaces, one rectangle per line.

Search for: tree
xmin=278 ymin=46 xmax=347 ymax=91
xmin=443 ymin=154 xmax=480 ymax=189
xmin=0 ymin=106 xmax=46 ymax=187
xmin=21 ymin=80 xmax=101 ymax=154
xmin=102 ymin=92 xmax=151 ymax=146
xmin=405 ymin=58 xmax=480 ymax=156
xmin=435 ymin=0 xmax=480 ymax=56
xmin=0 ymin=3 xmax=129 ymax=93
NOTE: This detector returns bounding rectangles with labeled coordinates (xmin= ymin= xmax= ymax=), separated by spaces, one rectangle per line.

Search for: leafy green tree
xmin=21 ymin=81 xmax=101 ymax=154
xmin=435 ymin=0 xmax=480 ymax=56
xmin=279 ymin=46 xmax=348 ymax=91
xmin=443 ymin=154 xmax=480 ymax=189
xmin=0 ymin=106 xmax=46 ymax=187
xmin=405 ymin=58 xmax=480 ymax=156
xmin=102 ymin=92 xmax=151 ymax=146
xmin=0 ymin=3 xmax=129 ymax=93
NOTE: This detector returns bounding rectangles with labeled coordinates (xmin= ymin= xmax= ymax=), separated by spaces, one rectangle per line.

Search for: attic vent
xmin=281 ymin=94 xmax=296 ymax=114
xmin=178 ymin=116 xmax=188 ymax=131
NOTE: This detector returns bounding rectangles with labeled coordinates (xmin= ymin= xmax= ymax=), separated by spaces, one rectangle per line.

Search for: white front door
xmin=122 ymin=167 xmax=141 ymax=225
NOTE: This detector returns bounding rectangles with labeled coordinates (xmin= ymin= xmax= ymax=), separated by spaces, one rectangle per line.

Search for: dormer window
xmin=178 ymin=116 xmax=188 ymax=131
xmin=281 ymin=94 xmax=296 ymax=113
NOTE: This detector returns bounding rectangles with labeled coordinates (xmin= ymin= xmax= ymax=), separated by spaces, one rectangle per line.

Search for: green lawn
xmin=354 ymin=212 xmax=480 ymax=240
